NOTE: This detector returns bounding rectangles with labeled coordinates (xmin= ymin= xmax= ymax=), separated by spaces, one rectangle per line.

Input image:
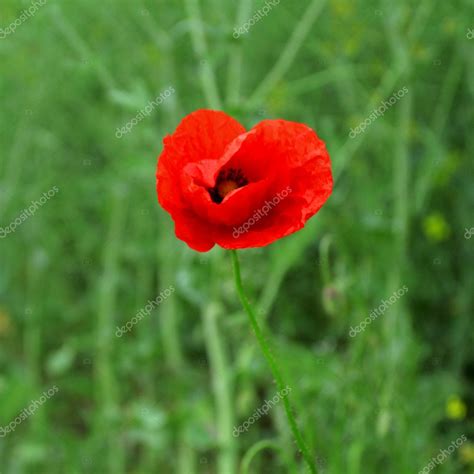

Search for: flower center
xmin=209 ymin=168 xmax=248 ymax=204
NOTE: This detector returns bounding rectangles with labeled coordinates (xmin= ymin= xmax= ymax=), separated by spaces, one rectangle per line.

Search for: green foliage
xmin=0 ymin=0 xmax=473 ymax=472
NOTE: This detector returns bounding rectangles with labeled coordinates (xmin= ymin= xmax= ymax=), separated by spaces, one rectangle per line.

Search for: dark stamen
xmin=209 ymin=168 xmax=248 ymax=204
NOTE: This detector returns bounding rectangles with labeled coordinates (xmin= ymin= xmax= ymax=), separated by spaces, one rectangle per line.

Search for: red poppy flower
xmin=156 ymin=110 xmax=333 ymax=252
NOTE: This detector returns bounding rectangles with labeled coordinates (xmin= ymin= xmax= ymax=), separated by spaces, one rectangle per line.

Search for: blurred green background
xmin=0 ymin=0 xmax=473 ymax=472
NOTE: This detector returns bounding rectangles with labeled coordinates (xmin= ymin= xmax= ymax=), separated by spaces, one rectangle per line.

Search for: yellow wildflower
xmin=446 ymin=395 xmax=467 ymax=420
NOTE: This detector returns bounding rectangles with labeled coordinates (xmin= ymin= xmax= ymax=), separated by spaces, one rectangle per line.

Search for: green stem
xmin=226 ymin=0 xmax=252 ymax=106
xmin=95 ymin=189 xmax=126 ymax=473
xmin=184 ymin=0 xmax=222 ymax=109
xmin=230 ymin=250 xmax=317 ymax=474
xmin=248 ymin=0 xmax=327 ymax=108
xmin=202 ymin=301 xmax=236 ymax=474
xmin=241 ymin=440 xmax=287 ymax=474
